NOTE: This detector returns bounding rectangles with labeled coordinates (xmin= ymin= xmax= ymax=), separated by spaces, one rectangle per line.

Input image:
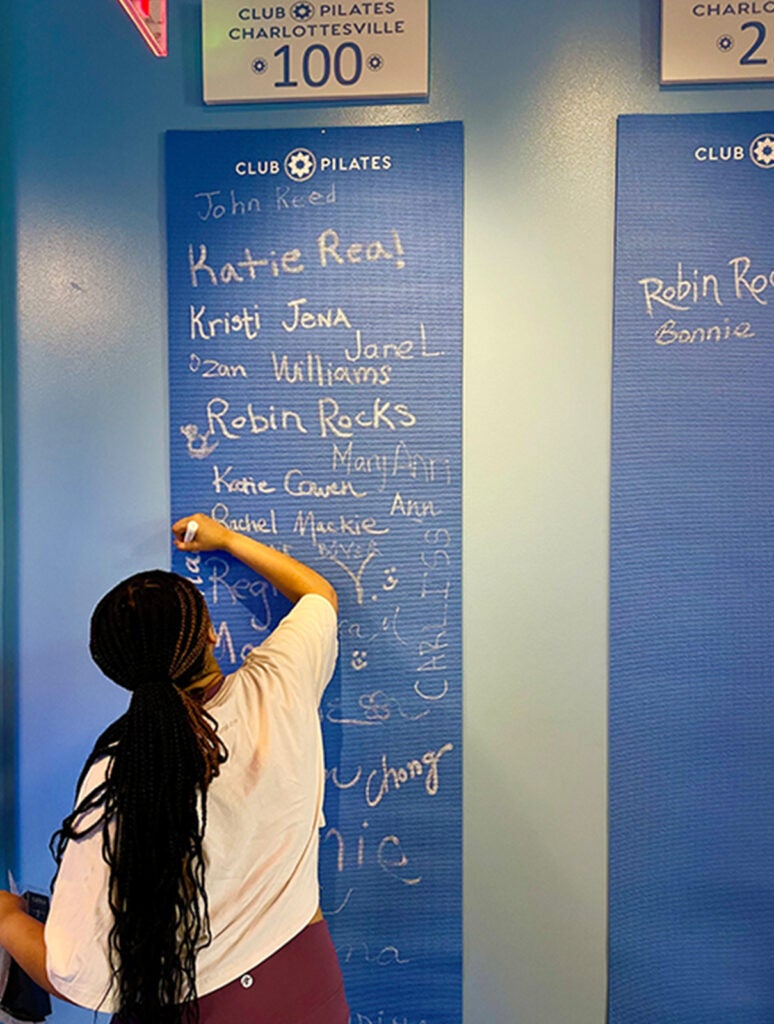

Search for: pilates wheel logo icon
xmin=284 ymin=147 xmax=317 ymax=182
xmin=291 ymin=2 xmax=315 ymax=19
xmin=750 ymin=134 xmax=774 ymax=168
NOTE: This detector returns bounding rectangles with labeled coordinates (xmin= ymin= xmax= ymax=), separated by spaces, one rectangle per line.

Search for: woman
xmin=0 ymin=514 xmax=347 ymax=1023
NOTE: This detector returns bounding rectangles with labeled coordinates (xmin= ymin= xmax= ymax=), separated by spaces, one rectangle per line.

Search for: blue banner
xmin=166 ymin=123 xmax=462 ymax=1024
xmin=610 ymin=113 xmax=774 ymax=1023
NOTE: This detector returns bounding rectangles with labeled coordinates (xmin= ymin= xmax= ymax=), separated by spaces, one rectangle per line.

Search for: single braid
xmin=50 ymin=571 xmax=227 ymax=1024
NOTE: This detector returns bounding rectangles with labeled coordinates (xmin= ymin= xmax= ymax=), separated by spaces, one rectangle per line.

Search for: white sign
xmin=662 ymin=0 xmax=774 ymax=84
xmin=202 ymin=0 xmax=428 ymax=105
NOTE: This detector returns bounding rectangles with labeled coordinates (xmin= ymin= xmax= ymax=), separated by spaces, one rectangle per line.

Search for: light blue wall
xmin=6 ymin=2 xmax=774 ymax=1022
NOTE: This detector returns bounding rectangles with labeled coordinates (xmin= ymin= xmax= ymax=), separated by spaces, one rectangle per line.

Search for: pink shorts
xmin=113 ymin=920 xmax=349 ymax=1024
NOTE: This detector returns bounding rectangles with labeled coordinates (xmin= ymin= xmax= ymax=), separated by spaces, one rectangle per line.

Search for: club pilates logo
xmin=692 ymin=133 xmax=774 ymax=167
xmin=284 ymin=147 xmax=318 ymax=181
xmin=290 ymin=1 xmax=315 ymax=19
xmin=234 ymin=146 xmax=393 ymax=179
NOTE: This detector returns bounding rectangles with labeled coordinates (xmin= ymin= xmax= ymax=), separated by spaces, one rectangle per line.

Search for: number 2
xmin=740 ymin=21 xmax=767 ymax=66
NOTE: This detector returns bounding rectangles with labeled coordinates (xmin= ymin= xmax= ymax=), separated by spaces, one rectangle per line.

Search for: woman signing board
xmin=0 ymin=514 xmax=348 ymax=1024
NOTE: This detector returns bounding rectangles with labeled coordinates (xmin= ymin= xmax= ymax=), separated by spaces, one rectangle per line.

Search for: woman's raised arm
xmin=172 ymin=514 xmax=337 ymax=611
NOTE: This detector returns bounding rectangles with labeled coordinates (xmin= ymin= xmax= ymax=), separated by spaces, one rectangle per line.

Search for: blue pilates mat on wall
xmin=610 ymin=113 xmax=774 ymax=1024
xmin=166 ymin=122 xmax=463 ymax=1024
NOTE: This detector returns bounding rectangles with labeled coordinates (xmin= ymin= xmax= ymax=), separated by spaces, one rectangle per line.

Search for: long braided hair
xmin=50 ymin=571 xmax=228 ymax=1023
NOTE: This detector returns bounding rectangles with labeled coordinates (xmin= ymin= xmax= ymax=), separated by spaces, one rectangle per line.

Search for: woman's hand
xmin=172 ymin=514 xmax=233 ymax=553
xmin=172 ymin=513 xmax=337 ymax=609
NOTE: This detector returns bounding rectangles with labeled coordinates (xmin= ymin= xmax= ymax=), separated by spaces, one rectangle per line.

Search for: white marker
xmin=183 ymin=521 xmax=198 ymax=544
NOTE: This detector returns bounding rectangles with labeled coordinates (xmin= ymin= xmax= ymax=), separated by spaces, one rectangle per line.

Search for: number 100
xmin=273 ymin=42 xmax=364 ymax=88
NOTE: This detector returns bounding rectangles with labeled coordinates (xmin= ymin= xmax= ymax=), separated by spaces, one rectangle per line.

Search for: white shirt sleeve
xmin=240 ymin=593 xmax=338 ymax=704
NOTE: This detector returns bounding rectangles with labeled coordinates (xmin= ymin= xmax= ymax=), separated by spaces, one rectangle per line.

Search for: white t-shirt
xmin=45 ymin=593 xmax=338 ymax=1012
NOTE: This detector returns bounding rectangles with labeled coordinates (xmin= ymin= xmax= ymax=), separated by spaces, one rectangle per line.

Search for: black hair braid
xmin=50 ymin=571 xmax=227 ymax=1024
